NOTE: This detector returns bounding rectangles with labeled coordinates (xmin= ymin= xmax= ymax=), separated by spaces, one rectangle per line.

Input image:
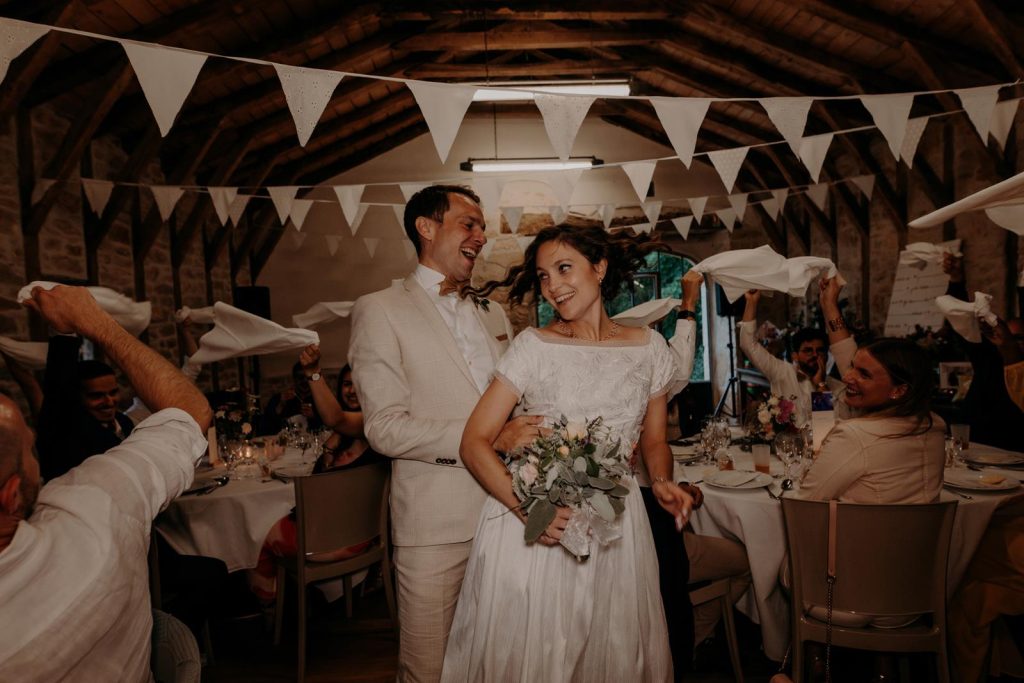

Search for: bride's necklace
xmin=557 ymin=319 xmax=621 ymax=341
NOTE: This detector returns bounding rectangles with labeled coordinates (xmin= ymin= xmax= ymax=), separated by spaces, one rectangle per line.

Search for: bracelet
xmin=827 ymin=316 xmax=846 ymax=333
xmin=654 ymin=476 xmax=670 ymax=485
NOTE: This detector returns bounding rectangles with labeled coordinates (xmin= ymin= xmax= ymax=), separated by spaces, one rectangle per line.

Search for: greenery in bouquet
xmin=747 ymin=394 xmax=798 ymax=443
xmin=507 ymin=415 xmax=630 ymax=545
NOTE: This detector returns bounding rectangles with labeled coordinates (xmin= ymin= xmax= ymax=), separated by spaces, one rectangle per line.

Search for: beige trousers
xmin=393 ymin=541 xmax=472 ymax=683
xmin=685 ymin=531 xmax=752 ymax=644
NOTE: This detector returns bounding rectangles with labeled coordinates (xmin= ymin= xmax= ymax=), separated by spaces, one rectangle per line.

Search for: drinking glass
xmin=951 ymin=423 xmax=970 ymax=452
xmin=775 ymin=431 xmax=799 ymax=479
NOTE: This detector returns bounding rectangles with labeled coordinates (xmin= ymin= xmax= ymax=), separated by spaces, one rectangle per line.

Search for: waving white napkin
xmin=292 ymin=301 xmax=354 ymax=330
xmin=612 ymin=298 xmax=681 ymax=327
xmin=0 ymin=337 xmax=48 ymax=370
xmin=784 ymin=256 xmax=844 ymax=297
xmin=190 ymin=302 xmax=319 ymax=364
xmin=692 ymin=246 xmax=791 ymax=302
xmin=935 ymin=292 xmax=997 ymax=343
xmin=174 ymin=305 xmax=216 ymax=324
xmin=17 ymin=281 xmax=151 ymax=336
xmin=898 ymin=242 xmax=962 ymax=269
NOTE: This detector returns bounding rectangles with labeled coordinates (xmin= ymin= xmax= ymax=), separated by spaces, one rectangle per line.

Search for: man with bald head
xmin=0 ymin=285 xmax=212 ymax=681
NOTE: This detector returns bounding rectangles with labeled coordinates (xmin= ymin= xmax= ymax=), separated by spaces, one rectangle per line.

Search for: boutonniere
xmin=466 ymin=291 xmax=490 ymax=312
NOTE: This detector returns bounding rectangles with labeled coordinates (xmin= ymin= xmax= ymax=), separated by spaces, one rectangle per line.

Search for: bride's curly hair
xmin=468 ymin=224 xmax=673 ymax=306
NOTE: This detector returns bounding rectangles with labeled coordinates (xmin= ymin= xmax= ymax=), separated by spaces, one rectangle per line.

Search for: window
xmin=536 ymin=252 xmax=709 ymax=381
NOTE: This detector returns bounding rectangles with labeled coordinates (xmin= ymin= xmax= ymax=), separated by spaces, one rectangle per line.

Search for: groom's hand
xmin=493 ymin=415 xmax=550 ymax=455
xmin=538 ymin=507 xmax=573 ymax=545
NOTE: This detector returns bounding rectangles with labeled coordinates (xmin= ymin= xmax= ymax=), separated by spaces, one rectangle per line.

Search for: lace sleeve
xmin=648 ymin=331 xmax=679 ymax=398
xmin=493 ymin=329 xmax=537 ymax=399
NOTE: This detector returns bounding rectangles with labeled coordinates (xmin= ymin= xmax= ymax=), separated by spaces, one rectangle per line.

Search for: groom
xmin=349 ymin=185 xmax=541 ymax=682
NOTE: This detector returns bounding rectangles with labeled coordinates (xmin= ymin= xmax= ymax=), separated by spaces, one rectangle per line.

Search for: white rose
xmin=758 ymin=408 xmax=772 ymax=425
xmin=768 ymin=396 xmax=780 ymax=407
xmin=241 ymin=422 xmax=252 ymax=435
xmin=564 ymin=422 xmax=588 ymax=441
xmin=520 ymin=462 xmax=539 ymax=487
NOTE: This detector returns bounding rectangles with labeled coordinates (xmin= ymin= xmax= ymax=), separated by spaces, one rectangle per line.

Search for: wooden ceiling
xmin=3 ymin=0 xmax=1023 ymax=276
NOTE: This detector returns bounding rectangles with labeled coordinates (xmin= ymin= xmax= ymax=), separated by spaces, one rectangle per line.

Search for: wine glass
xmin=775 ymin=431 xmax=800 ymax=480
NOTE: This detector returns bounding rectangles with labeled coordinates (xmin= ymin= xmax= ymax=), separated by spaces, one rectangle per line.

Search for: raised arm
xmin=737 ymin=290 xmax=790 ymax=380
xmin=297 ymin=344 xmax=363 ymax=437
xmin=665 ymin=270 xmax=702 ymax=399
xmin=818 ymin=275 xmax=855 ymax=375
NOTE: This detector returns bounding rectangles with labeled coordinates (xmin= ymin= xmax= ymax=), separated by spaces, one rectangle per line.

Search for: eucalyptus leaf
xmin=584 ymin=443 xmax=596 ymax=454
xmin=609 ymin=497 xmax=625 ymax=515
xmin=524 ymin=499 xmax=556 ymax=543
xmin=586 ymin=458 xmax=599 ymax=477
xmin=590 ymin=492 xmax=616 ymax=522
xmin=588 ymin=476 xmax=615 ymax=491
xmin=573 ymin=456 xmax=587 ymax=472
xmin=574 ymin=470 xmax=590 ymax=486
xmin=610 ymin=484 xmax=629 ymax=497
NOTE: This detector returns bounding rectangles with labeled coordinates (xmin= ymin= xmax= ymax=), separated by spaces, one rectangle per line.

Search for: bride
xmin=440 ymin=225 xmax=693 ymax=682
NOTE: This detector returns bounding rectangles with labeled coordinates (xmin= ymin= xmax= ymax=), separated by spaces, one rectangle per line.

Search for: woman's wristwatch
xmin=306 ymin=371 xmax=322 ymax=382
xmin=678 ymin=309 xmax=696 ymax=321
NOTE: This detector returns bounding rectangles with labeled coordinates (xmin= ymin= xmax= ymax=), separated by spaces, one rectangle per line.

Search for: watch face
xmin=310 ymin=373 xmax=321 ymax=381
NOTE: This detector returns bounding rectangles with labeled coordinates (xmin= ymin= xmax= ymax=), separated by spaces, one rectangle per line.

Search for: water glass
xmin=945 ymin=437 xmax=965 ymax=468
xmin=951 ymin=423 xmax=970 ymax=452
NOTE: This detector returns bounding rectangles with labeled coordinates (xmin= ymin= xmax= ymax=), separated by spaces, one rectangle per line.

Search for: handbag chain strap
xmin=825 ymin=499 xmax=838 ymax=683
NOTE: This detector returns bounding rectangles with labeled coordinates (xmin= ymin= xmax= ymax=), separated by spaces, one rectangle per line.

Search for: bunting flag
xmin=208 ymin=187 xmax=237 ymax=226
xmin=347 ymin=204 xmax=369 ymax=236
xmin=81 ymin=179 xmax=114 ymax=216
xmin=715 ymin=207 xmax=737 ymax=232
xmin=772 ymin=187 xmax=789 ymax=214
xmin=989 ymin=99 xmax=1019 ymax=151
xmin=363 ymin=237 xmax=381 ymax=258
xmin=400 ymin=183 xmax=428 ymax=202
xmin=534 ymin=93 xmax=595 ymax=161
xmin=642 ymin=200 xmax=662 ymax=225
xmin=601 ymin=203 xmax=616 ymax=228
xmin=406 ymin=81 xmax=476 ymax=163
xmin=797 ymin=132 xmax=833 ymax=183
xmin=688 ymin=196 xmax=707 ymax=223
xmin=121 ymin=41 xmax=206 ymax=137
xmin=707 ymin=146 xmax=749 ymax=192
xmin=727 ymin=193 xmax=749 ymax=222
xmin=900 ymin=117 xmax=929 ymax=168
xmin=0 ymin=19 xmax=49 ymax=85
xmin=391 ymin=204 xmax=405 ymax=227
xmin=324 ymin=234 xmax=342 ymax=256
xmin=150 ymin=185 xmax=184 ymax=221
xmin=806 ymin=183 xmax=829 ymax=212
xmin=333 ymin=184 xmax=365 ymax=225
xmin=544 ymin=169 xmax=584 ymax=209
xmin=860 ymin=93 xmax=915 ymax=159
xmin=472 ymin=177 xmax=505 ymax=212
xmin=549 ymin=205 xmax=567 ymax=224
xmin=760 ymin=195 xmax=781 ymax=221
xmin=228 ymin=194 xmax=252 ymax=226
xmin=649 ymin=97 xmax=710 ymax=168
xmin=289 ymin=231 xmax=307 ymax=250
xmin=273 ymin=63 xmax=345 ymax=147
xmin=634 ymin=223 xmax=654 ymax=234
xmin=289 ymin=198 xmax=314 ymax=230
xmin=671 ymin=215 xmax=693 ymax=239
xmin=851 ymin=175 xmax=875 ymax=200
xmin=954 ymin=85 xmax=1001 ymax=141
xmin=401 ymin=239 xmax=417 ymax=261
xmin=501 ymin=206 xmax=523 ymax=232
xmin=268 ymin=186 xmax=299 ymax=224
xmin=516 ymin=235 xmax=536 ymax=254
xmin=760 ymin=97 xmax=813 ymax=156
xmin=622 ymin=161 xmax=657 ymax=203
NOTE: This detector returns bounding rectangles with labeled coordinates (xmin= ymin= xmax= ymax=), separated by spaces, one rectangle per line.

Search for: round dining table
xmin=155 ymin=449 xmax=312 ymax=572
xmin=673 ymin=442 xmax=1024 ymax=662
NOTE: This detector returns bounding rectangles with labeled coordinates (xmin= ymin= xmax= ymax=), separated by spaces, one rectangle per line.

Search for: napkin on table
xmin=292 ymin=301 xmax=354 ymax=330
xmin=935 ymin=292 xmax=997 ymax=343
xmin=17 ymin=281 xmax=152 ymax=336
xmin=190 ymin=302 xmax=319 ymax=365
xmin=0 ymin=337 xmax=48 ymax=370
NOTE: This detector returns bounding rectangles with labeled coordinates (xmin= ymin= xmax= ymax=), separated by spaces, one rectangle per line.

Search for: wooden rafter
xmin=86 ymin=126 xmax=162 ymax=250
xmin=960 ymin=0 xmax=1023 ymax=78
xmin=394 ymin=28 xmax=667 ymax=52
xmin=403 ymin=59 xmax=642 ymax=79
xmin=205 ymin=155 xmax=278 ymax=269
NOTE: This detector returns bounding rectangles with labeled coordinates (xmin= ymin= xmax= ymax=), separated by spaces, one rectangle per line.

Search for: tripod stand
xmin=713 ymin=313 xmax=740 ymax=419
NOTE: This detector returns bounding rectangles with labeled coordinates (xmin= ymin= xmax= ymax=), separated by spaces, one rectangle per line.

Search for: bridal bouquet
xmin=747 ymin=393 xmax=798 ymax=442
xmin=507 ymin=415 xmax=630 ymax=559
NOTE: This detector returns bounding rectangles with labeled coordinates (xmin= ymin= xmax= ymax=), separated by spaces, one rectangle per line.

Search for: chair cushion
xmin=803 ymin=603 xmax=921 ymax=629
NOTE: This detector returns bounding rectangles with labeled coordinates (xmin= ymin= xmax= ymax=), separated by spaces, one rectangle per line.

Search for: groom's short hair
xmin=403 ymin=185 xmax=480 ymax=255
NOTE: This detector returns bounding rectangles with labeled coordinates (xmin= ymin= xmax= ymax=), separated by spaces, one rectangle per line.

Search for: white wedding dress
xmin=440 ymin=327 xmax=676 ymax=683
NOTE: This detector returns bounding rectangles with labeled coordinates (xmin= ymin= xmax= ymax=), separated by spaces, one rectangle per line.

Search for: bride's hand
xmin=537 ymin=506 xmax=573 ymax=546
xmin=652 ymin=480 xmax=693 ymax=531
xmin=494 ymin=415 xmax=551 ymax=455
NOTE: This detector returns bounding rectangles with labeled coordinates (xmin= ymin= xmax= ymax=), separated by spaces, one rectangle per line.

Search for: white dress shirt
xmin=0 ymin=409 xmax=207 ymax=682
xmin=414 ymin=265 xmax=495 ymax=394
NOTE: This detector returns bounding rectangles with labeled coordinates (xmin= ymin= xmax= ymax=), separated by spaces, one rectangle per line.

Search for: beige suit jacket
xmin=349 ymin=274 xmax=514 ymax=547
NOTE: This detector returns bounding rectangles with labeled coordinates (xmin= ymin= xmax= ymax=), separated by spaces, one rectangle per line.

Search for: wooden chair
xmin=781 ymin=498 xmax=956 ymax=683
xmin=689 ymin=577 xmax=744 ymax=682
xmin=273 ymin=462 xmax=396 ymax=681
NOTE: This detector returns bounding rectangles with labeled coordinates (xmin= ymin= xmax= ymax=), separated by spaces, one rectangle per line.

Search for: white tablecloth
xmin=155 ymin=451 xmax=309 ymax=572
xmin=675 ymin=444 xmax=1024 ymax=662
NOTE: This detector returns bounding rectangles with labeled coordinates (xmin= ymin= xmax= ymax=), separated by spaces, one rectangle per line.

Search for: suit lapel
xmin=402 ymin=275 xmax=479 ymax=392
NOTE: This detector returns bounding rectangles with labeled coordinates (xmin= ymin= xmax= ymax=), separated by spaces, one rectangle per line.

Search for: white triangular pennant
xmin=772 ymin=188 xmax=789 ymax=214
xmin=406 ymin=81 xmax=475 ymax=163
xmin=707 ymin=146 xmax=749 ymax=192
xmin=228 ymin=194 xmax=251 ymax=226
xmin=806 ymin=183 xmax=829 ymax=212
xmin=516 ymin=235 xmax=536 ymax=254
xmin=798 ymin=132 xmax=834 ymax=183
xmin=989 ymin=99 xmax=1020 ymax=151
xmin=400 ymin=183 xmax=428 ymax=202
xmin=0 ymin=19 xmax=49 ymax=86
xmin=347 ymin=204 xmax=369 ymax=236
xmin=601 ymin=203 xmax=616 ymax=228
xmin=715 ymin=207 xmax=737 ymax=232
xmin=851 ymin=175 xmax=875 ymax=200
xmin=760 ymin=97 xmax=813 ymax=156
xmin=31 ymin=179 xmax=54 ymax=205
xmin=622 ymin=161 xmax=657 ymax=203
xmin=549 ymin=205 xmax=567 ymax=224
xmin=208 ymin=187 xmax=237 ymax=226
xmin=955 ymin=85 xmax=1001 ymax=142
xmin=391 ymin=204 xmax=405 ymax=227
xmin=121 ymin=41 xmax=206 ymax=137
xmin=150 ymin=185 xmax=184 ymax=221
xmin=634 ymin=222 xmax=654 ymax=235
xmin=860 ymin=93 xmax=915 ymax=159
xmin=363 ymin=237 xmax=381 ymax=258
xmin=688 ymin=196 xmax=707 ymax=223
xmin=501 ymin=206 xmax=523 ymax=232
xmin=760 ymin=196 xmax=780 ymax=221
xmin=332 ymin=184 xmax=365 ymax=225
xmin=544 ymin=169 xmax=584 ymax=209
xmin=727 ymin=193 xmax=749 ymax=222
xmin=671 ymin=215 xmax=693 ymax=240
xmin=289 ymin=231 xmax=307 ymax=250
xmin=649 ymin=97 xmax=710 ymax=168
xmin=472 ymin=177 xmax=505 ymax=212
xmin=324 ymin=234 xmax=342 ymax=256
xmin=289 ymin=198 xmax=313 ymax=230
xmin=268 ymin=186 xmax=299 ymax=225
xmin=534 ymin=93 xmax=595 ymax=161
xmin=899 ymin=117 xmax=929 ymax=168
xmin=81 ymin=179 xmax=114 ymax=216
xmin=273 ymin=63 xmax=344 ymax=147
xmin=642 ymin=199 xmax=662 ymax=225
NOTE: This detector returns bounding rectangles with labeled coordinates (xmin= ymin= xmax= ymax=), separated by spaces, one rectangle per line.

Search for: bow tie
xmin=438 ymin=278 xmax=466 ymax=297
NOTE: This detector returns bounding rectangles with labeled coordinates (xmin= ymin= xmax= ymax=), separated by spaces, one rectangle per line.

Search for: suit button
xmin=435 ymin=458 xmax=442 ymax=464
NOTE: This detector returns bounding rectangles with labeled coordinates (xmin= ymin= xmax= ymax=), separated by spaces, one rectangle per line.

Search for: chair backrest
xmin=781 ymin=498 xmax=956 ymax=617
xmin=294 ymin=462 xmax=390 ymax=557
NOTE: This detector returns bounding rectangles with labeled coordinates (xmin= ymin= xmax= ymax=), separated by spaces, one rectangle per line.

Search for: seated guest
xmin=0 ymin=285 xmax=212 ymax=681
xmin=35 ymin=333 xmax=138 ymax=481
xmin=798 ymin=338 xmax=945 ymax=503
xmin=260 ymin=362 xmax=324 ymax=435
xmin=297 ymin=344 xmax=364 ymax=443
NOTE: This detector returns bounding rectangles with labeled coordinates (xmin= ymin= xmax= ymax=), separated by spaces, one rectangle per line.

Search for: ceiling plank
xmin=394 ymin=29 xmax=667 ymax=52
xmin=388 ymin=8 xmax=671 ymax=21
xmin=403 ymin=59 xmax=642 ymax=79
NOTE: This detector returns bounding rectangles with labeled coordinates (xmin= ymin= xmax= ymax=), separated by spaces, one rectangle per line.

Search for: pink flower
xmin=520 ymin=462 xmax=539 ymax=487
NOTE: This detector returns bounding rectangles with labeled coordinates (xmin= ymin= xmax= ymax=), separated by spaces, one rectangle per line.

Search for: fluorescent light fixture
xmin=472 ymin=79 xmax=630 ymax=102
xmin=460 ymin=157 xmax=604 ymax=173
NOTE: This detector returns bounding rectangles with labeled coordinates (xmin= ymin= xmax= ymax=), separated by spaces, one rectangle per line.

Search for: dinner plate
xmin=964 ymin=451 xmax=1024 ymax=467
xmin=704 ymin=470 xmax=774 ymax=489
xmin=944 ymin=468 xmax=1021 ymax=492
xmin=672 ymin=452 xmax=704 ymax=465
xmin=272 ymin=464 xmax=311 ymax=479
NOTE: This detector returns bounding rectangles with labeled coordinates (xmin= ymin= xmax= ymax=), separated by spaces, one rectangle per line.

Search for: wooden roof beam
xmin=388 ymin=7 xmax=671 ymax=21
xmin=762 ymin=147 xmax=834 ymax=250
xmin=961 ymin=0 xmax=1023 ymax=78
xmin=86 ymin=125 xmax=162 ymax=250
xmin=205 ymin=156 xmax=278 ymax=269
xmin=403 ymin=58 xmax=643 ymax=79
xmin=394 ymin=28 xmax=667 ymax=52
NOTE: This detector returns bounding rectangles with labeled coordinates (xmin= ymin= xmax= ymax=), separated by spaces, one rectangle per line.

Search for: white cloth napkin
xmin=17 ymin=281 xmax=152 ymax=337
xmin=174 ymin=305 xmax=216 ymax=324
xmin=0 ymin=337 xmax=48 ymax=370
xmin=898 ymin=242 xmax=962 ymax=269
xmin=190 ymin=302 xmax=319 ymax=364
xmin=292 ymin=301 xmax=354 ymax=329
xmin=612 ymin=298 xmax=681 ymax=327
xmin=935 ymin=292 xmax=997 ymax=343
xmin=784 ymin=256 xmax=844 ymax=297
xmin=692 ymin=246 xmax=790 ymax=302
